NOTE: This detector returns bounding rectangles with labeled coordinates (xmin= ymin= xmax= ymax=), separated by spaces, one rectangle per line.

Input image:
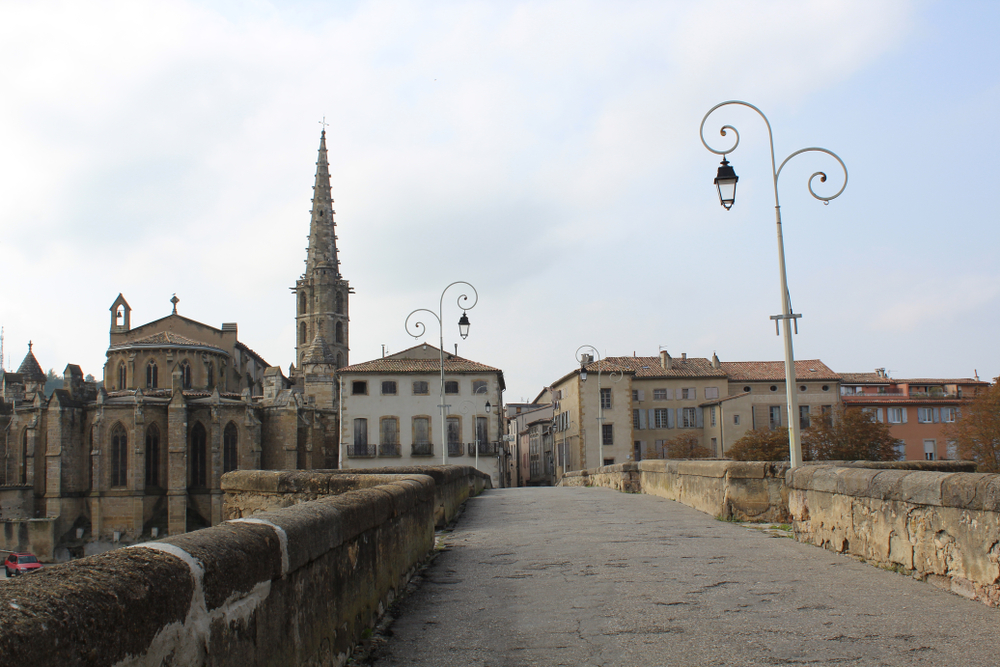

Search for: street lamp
xmin=405 ymin=281 xmax=479 ymax=465
xmin=700 ymin=100 xmax=848 ymax=467
xmin=460 ymin=384 xmax=492 ymax=470
xmin=575 ymin=345 xmax=624 ymax=469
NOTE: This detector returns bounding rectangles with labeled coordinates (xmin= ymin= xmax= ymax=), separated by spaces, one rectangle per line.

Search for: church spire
xmin=306 ymin=130 xmax=340 ymax=277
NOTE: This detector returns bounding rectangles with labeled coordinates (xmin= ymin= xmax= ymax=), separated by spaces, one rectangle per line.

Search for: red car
xmin=4 ymin=553 xmax=41 ymax=577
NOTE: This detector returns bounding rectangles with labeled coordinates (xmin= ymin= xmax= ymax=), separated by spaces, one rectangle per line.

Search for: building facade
xmin=337 ymin=344 xmax=506 ymax=486
xmin=0 ymin=130 xmax=347 ymax=558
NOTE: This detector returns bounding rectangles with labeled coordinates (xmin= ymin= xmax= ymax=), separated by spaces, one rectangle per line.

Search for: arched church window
xmin=111 ymin=423 xmax=128 ymax=488
xmin=299 ymin=292 xmax=307 ymax=315
xmin=146 ymin=361 xmax=158 ymax=389
xmin=336 ymin=321 xmax=344 ymax=344
xmin=180 ymin=360 xmax=192 ymax=390
xmin=223 ymin=422 xmax=238 ymax=473
xmin=191 ymin=422 xmax=207 ymax=487
xmin=206 ymin=362 xmax=214 ymax=389
xmin=145 ymin=424 xmax=160 ymax=487
xmin=336 ymin=352 xmax=343 ymax=369
xmin=299 ymin=322 xmax=307 ymax=345
xmin=118 ymin=362 xmax=127 ymax=390
xmin=20 ymin=429 xmax=28 ymax=484
xmin=336 ymin=291 xmax=344 ymax=314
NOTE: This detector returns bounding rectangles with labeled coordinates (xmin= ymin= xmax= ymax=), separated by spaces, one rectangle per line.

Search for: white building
xmin=338 ymin=344 xmax=506 ymax=486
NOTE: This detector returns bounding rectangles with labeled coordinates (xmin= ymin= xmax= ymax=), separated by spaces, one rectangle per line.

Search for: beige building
xmin=0 ymin=129 xmax=347 ymax=559
xmin=338 ymin=344 xmax=506 ymax=486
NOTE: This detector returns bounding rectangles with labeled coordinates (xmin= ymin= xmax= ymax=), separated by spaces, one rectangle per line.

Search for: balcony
xmin=468 ymin=441 xmax=498 ymax=456
xmin=411 ymin=443 xmax=434 ymax=457
xmin=379 ymin=443 xmax=401 ymax=457
xmin=346 ymin=444 xmax=377 ymax=458
xmin=448 ymin=442 xmax=464 ymax=457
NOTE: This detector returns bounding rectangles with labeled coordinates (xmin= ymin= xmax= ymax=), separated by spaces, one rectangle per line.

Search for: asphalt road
xmin=367 ymin=486 xmax=1000 ymax=667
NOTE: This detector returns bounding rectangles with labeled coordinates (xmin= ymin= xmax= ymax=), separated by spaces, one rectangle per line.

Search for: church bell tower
xmin=294 ymin=129 xmax=351 ymax=369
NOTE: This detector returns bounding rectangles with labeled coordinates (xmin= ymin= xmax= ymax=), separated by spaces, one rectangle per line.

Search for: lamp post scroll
xmin=700 ymin=100 xmax=848 ymax=468
xmin=405 ymin=281 xmax=479 ymax=465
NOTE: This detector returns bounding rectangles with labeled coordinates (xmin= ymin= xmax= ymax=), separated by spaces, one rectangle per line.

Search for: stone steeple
xmin=294 ymin=129 xmax=351 ymax=372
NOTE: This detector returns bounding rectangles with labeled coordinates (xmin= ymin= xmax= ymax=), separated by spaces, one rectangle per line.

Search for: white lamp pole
xmin=700 ymin=100 xmax=848 ymax=468
xmin=405 ymin=281 xmax=478 ymax=465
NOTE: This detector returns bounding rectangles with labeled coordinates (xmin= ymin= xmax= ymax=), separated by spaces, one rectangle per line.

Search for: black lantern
xmin=714 ymin=156 xmax=738 ymax=210
xmin=580 ymin=363 xmax=588 ymax=382
xmin=458 ymin=311 xmax=470 ymax=339
xmin=485 ymin=400 xmax=492 ymax=414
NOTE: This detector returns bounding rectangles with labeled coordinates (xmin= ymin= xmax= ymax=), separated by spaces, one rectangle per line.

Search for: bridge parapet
xmin=0 ymin=465 xmax=489 ymax=665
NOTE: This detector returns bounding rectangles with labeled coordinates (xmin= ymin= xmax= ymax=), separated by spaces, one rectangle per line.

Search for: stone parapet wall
xmin=0 ymin=465 xmax=488 ymax=665
xmin=788 ymin=465 xmax=1000 ymax=606
xmin=222 ymin=465 xmax=492 ymax=528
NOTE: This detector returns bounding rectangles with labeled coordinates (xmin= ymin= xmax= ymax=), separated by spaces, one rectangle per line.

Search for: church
xmin=0 ymin=130 xmax=349 ymax=558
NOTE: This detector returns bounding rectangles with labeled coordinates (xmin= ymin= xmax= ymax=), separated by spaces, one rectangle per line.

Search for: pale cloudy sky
xmin=1 ymin=0 xmax=997 ymax=401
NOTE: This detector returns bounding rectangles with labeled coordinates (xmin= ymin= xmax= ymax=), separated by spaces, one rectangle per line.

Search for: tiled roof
xmin=598 ymin=356 xmax=727 ymax=379
xmin=16 ymin=349 xmax=46 ymax=382
xmin=110 ymin=331 xmax=225 ymax=353
xmin=838 ymin=372 xmax=888 ymax=384
xmin=340 ymin=356 xmax=501 ymax=374
xmin=720 ymin=359 xmax=839 ymax=382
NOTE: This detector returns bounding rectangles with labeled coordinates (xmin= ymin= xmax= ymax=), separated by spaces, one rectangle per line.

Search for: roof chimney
xmin=660 ymin=350 xmax=672 ymax=370
xmin=712 ymin=352 xmax=720 ymax=369
xmin=681 ymin=352 xmax=687 ymax=362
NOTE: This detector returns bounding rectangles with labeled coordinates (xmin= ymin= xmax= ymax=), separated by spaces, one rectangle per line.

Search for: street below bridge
xmin=367 ymin=486 xmax=1000 ymax=667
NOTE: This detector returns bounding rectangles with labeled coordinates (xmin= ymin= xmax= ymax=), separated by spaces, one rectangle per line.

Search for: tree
xmin=945 ymin=380 xmax=1000 ymax=472
xmin=44 ymin=369 xmax=61 ymax=397
xmin=802 ymin=407 xmax=901 ymax=461
xmin=664 ymin=432 xmax=713 ymax=459
xmin=728 ymin=427 xmax=790 ymax=461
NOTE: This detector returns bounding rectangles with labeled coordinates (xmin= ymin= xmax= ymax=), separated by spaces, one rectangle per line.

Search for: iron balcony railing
xmin=448 ymin=442 xmax=464 ymax=457
xmin=467 ymin=441 xmax=499 ymax=456
xmin=346 ymin=444 xmax=377 ymax=458
xmin=379 ymin=443 xmax=401 ymax=457
xmin=411 ymin=442 xmax=434 ymax=457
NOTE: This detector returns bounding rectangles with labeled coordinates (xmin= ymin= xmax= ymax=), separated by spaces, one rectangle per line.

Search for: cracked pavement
xmin=368 ymin=487 xmax=1000 ymax=666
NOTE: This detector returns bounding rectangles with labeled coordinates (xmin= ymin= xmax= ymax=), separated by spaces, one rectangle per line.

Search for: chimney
xmin=660 ymin=350 xmax=672 ymax=370
xmin=712 ymin=352 xmax=720 ymax=369
xmin=681 ymin=352 xmax=687 ymax=362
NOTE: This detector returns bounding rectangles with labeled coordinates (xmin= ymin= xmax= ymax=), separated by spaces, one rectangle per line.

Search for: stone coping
xmin=564 ymin=459 xmax=975 ymax=481
xmin=787 ymin=465 xmax=1000 ymax=511
xmin=221 ymin=465 xmax=491 ymax=494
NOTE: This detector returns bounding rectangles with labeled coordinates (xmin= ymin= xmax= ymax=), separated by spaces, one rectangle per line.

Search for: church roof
xmin=108 ymin=331 xmax=226 ymax=353
xmin=16 ymin=345 xmax=46 ymax=382
xmin=302 ymin=335 xmax=337 ymax=365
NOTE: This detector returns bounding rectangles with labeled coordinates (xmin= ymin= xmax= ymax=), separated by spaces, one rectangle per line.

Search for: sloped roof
xmin=838 ymin=372 xmax=888 ymax=384
xmin=16 ymin=348 xmax=46 ymax=382
xmin=108 ymin=331 xmax=226 ymax=353
xmin=340 ymin=355 xmax=501 ymax=374
xmin=599 ymin=356 xmax=727 ymax=379
xmin=302 ymin=335 xmax=336 ymax=365
xmin=720 ymin=359 xmax=839 ymax=382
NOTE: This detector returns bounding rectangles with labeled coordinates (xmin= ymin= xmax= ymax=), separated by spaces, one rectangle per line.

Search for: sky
xmin=1 ymin=0 xmax=998 ymax=402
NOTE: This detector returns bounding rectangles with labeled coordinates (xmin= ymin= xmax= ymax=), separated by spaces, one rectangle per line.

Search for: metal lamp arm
xmin=441 ymin=281 xmax=479 ymax=315
xmin=404 ymin=308 xmax=440 ymax=339
xmin=775 ymin=147 xmax=849 ymax=203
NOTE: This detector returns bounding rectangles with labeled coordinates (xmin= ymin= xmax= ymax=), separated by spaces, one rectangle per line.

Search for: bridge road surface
xmin=368 ymin=486 xmax=1000 ymax=667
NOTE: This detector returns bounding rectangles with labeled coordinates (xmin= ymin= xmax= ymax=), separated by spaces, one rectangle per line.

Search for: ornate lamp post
xmin=575 ymin=345 xmax=624 ymax=469
xmin=700 ymin=100 xmax=848 ymax=467
xmin=406 ymin=281 xmax=479 ymax=465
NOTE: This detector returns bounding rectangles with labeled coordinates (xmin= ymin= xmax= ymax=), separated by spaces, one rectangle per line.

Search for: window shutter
xmin=667 ymin=409 xmax=675 ymax=429
xmin=876 ymin=408 xmax=883 ymax=423
xmin=638 ymin=389 xmax=645 ymax=401
xmin=666 ymin=388 xmax=673 ymax=400
xmin=696 ymin=408 xmax=704 ymax=428
xmin=638 ymin=410 xmax=646 ymax=430
xmin=933 ymin=407 xmax=940 ymax=423
xmin=901 ymin=408 xmax=907 ymax=423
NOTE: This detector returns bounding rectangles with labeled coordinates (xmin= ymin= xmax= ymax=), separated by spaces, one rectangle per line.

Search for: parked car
xmin=4 ymin=553 xmax=41 ymax=577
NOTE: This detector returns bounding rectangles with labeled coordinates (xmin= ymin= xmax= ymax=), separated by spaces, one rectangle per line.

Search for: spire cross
xmin=319 ymin=116 xmax=329 ymax=131
xmin=28 ymin=340 xmax=32 ymax=352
